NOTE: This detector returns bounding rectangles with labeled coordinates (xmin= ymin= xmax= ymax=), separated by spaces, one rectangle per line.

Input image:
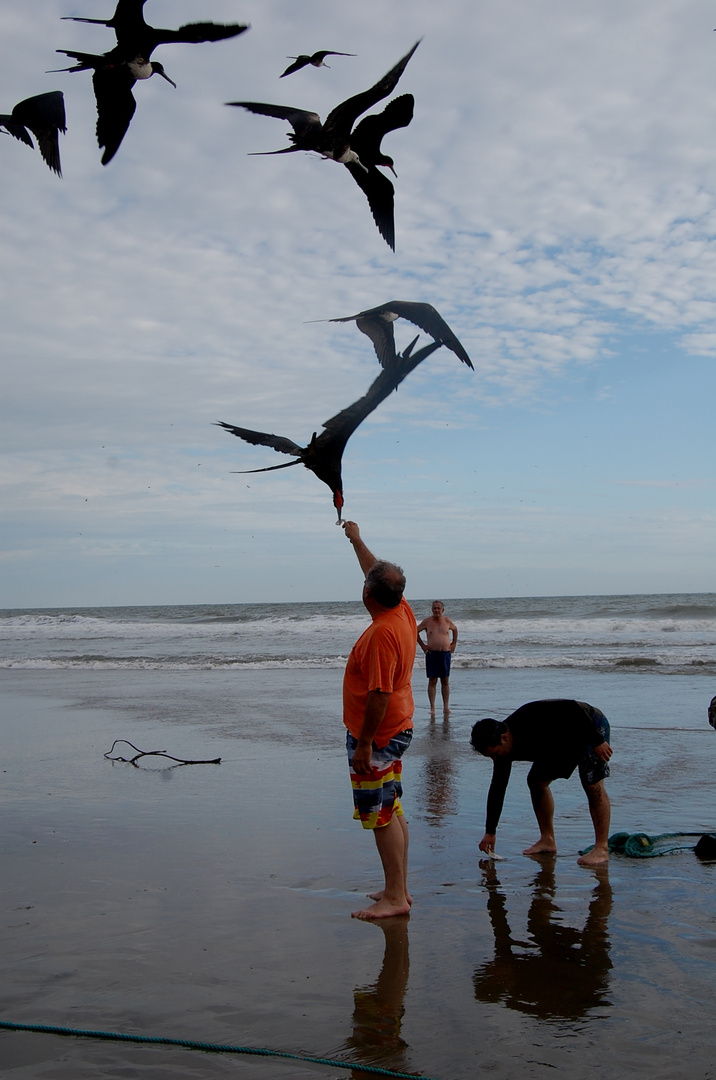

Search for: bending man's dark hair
xmin=470 ymin=718 xmax=508 ymax=755
xmin=365 ymin=560 xmax=406 ymax=609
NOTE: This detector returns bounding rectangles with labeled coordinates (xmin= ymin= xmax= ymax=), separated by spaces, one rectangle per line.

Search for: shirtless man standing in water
xmin=416 ymin=601 xmax=458 ymax=719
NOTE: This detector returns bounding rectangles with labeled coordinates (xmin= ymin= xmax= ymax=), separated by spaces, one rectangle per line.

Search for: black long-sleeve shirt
xmin=485 ymin=700 xmax=606 ymax=834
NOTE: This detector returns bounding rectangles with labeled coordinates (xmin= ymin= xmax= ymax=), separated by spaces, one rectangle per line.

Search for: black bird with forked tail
xmin=216 ymin=335 xmax=447 ymax=522
xmin=61 ymin=1 xmax=249 ymax=61
xmin=342 ymin=93 xmax=414 ymax=250
xmin=0 ymin=91 xmax=66 ymax=175
xmin=56 ymin=2 xmax=248 ymax=164
xmin=227 ymin=39 xmax=419 ymax=172
xmin=281 ymin=50 xmax=356 ymax=78
xmin=327 ymin=300 xmax=473 ymax=369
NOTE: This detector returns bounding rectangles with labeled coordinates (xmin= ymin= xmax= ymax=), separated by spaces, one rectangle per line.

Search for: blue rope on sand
xmin=0 ymin=1021 xmax=439 ymax=1079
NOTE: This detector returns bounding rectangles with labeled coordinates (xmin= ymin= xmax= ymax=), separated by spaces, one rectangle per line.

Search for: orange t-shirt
xmin=343 ymin=597 xmax=417 ymax=747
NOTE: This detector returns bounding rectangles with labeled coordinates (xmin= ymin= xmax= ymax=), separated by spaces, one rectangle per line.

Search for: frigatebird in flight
xmin=216 ymin=335 xmax=444 ymax=522
xmin=61 ymin=1 xmax=249 ymax=60
xmin=327 ymin=301 xmax=473 ymax=369
xmin=227 ymin=39 xmax=419 ymax=171
xmin=343 ymin=94 xmax=414 ymax=250
xmin=56 ymin=2 xmax=248 ymax=164
xmin=0 ymin=91 xmax=66 ymax=176
xmin=281 ymin=50 xmax=356 ymax=78
xmin=53 ymin=49 xmax=176 ymax=164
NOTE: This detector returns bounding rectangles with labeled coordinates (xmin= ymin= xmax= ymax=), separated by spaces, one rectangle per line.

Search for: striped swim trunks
xmin=346 ymin=729 xmax=413 ymax=830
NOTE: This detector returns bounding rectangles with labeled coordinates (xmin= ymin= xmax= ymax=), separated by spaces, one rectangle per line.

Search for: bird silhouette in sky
xmin=216 ymin=335 xmax=451 ymax=522
xmin=227 ymin=39 xmax=419 ymax=171
xmin=343 ymin=94 xmax=414 ymax=250
xmin=0 ymin=91 xmax=66 ymax=175
xmin=61 ymin=1 xmax=249 ymax=60
xmin=53 ymin=49 xmax=177 ymax=164
xmin=56 ymin=2 xmax=248 ymax=164
xmin=326 ymin=301 xmax=473 ymax=369
xmin=281 ymin=50 xmax=356 ymax=78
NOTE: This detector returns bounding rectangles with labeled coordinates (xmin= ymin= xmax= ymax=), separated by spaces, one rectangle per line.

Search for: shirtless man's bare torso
xmin=416 ymin=601 xmax=458 ymax=718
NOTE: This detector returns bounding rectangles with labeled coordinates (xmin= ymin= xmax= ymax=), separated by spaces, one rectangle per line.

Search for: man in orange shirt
xmin=342 ymin=520 xmax=416 ymax=920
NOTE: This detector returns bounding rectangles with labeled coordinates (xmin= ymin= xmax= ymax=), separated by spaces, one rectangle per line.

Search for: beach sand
xmin=1 ymin=666 xmax=715 ymax=1079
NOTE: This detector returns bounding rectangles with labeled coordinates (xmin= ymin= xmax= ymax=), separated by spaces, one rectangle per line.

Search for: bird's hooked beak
xmin=333 ymin=490 xmax=344 ymax=524
xmin=154 ymin=63 xmax=177 ymax=88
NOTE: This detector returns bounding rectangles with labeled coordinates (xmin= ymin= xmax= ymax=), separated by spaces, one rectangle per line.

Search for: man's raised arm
xmin=342 ymin=520 xmax=377 ymax=576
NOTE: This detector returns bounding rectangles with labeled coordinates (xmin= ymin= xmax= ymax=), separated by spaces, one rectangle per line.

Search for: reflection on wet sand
xmin=341 ymin=917 xmax=411 ymax=1077
xmin=416 ymin=719 xmax=457 ymax=828
xmin=474 ymin=860 xmax=613 ymax=1020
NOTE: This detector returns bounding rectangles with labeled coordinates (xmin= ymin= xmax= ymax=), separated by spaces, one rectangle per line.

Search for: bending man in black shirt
xmin=470 ymin=700 xmax=613 ymax=867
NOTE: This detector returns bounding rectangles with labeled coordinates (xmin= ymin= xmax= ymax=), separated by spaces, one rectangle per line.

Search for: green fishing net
xmin=580 ymin=832 xmax=716 ymax=858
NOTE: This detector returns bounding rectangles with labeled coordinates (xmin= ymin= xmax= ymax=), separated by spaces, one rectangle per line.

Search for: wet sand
xmin=1 ymin=666 xmax=715 ymax=1079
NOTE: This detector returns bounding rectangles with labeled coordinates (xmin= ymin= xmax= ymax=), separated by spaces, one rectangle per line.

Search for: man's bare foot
xmin=430 ymin=710 xmax=436 ymax=720
xmin=577 ymin=847 xmax=609 ymax=867
xmin=443 ymin=708 xmax=451 ymax=717
xmin=523 ymin=839 xmax=557 ymax=856
xmin=368 ymin=889 xmax=413 ymax=906
xmin=352 ymin=898 xmax=411 ymax=920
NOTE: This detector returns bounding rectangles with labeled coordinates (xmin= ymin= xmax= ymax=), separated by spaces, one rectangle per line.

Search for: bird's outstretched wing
xmin=215 ymin=421 xmax=304 ymax=459
xmin=319 ymin=338 xmax=442 ymax=450
xmin=323 ymin=39 xmax=420 ymax=143
xmin=344 ymin=162 xmax=396 ymax=250
xmin=350 ymin=94 xmax=414 ymax=162
xmin=2 ymin=91 xmax=66 ymax=175
xmin=281 ymin=51 xmax=356 ymax=77
xmin=226 ymin=101 xmax=322 ymax=146
xmin=92 ymin=64 xmax=137 ymax=165
xmin=152 ymin=22 xmax=249 ymax=46
xmin=330 ymin=301 xmax=473 ymax=369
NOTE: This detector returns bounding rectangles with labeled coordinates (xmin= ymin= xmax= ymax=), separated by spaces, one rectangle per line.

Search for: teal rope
xmin=0 ymin=1021 xmax=437 ymax=1079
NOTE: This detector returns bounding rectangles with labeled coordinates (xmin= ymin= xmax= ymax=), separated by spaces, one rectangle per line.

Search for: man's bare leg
xmin=427 ymin=678 xmax=438 ymax=719
xmin=577 ymin=781 xmax=611 ymax=866
xmin=440 ymin=676 xmax=450 ymax=717
xmin=523 ymin=778 xmax=558 ymax=855
xmin=353 ymin=813 xmax=410 ymax=920
xmin=368 ymin=814 xmax=412 ymax=904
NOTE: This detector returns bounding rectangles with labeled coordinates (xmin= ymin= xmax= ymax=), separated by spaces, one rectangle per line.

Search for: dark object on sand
xmin=708 ymin=694 xmax=716 ymax=729
xmin=281 ymin=51 xmax=356 ymax=78
xmin=217 ymin=336 xmax=449 ymax=521
xmin=582 ymin=830 xmax=713 ymax=858
xmin=695 ymin=834 xmax=716 ymax=860
xmin=104 ymin=739 xmax=220 ymax=767
xmin=0 ymin=91 xmax=66 ymax=175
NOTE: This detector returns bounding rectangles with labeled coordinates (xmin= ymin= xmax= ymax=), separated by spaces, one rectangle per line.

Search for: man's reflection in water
xmin=474 ymin=860 xmax=612 ymax=1020
xmin=417 ymin=720 xmax=457 ymax=828
xmin=341 ymin=917 xmax=410 ymax=1077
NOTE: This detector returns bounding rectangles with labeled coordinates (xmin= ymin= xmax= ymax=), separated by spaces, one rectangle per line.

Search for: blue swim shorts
xmin=346 ymin=729 xmax=413 ymax=830
xmin=425 ymin=651 xmax=451 ymax=679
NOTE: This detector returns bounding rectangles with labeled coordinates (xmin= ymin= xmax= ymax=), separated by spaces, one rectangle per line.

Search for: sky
xmin=0 ymin=0 xmax=714 ymax=607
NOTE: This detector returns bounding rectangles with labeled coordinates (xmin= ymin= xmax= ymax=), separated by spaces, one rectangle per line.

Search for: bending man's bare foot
xmin=368 ymin=889 xmax=413 ymax=906
xmin=577 ymin=846 xmax=609 ymax=866
xmin=352 ymin=897 xmax=411 ymax=920
xmin=523 ymin=838 xmax=557 ymax=855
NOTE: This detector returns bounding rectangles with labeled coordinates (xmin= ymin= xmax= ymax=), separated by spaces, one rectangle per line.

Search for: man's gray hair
xmin=365 ymin=560 xmax=406 ymax=609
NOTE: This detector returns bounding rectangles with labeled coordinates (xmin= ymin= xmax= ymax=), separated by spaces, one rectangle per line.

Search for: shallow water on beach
xmin=1 ymin=656 xmax=715 ymax=1079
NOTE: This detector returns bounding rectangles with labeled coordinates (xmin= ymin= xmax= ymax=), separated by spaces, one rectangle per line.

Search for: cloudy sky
xmin=1 ymin=0 xmax=714 ymax=607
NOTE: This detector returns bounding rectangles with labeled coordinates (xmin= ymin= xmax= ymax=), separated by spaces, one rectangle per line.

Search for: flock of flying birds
xmin=2 ymin=1 xmax=473 ymax=522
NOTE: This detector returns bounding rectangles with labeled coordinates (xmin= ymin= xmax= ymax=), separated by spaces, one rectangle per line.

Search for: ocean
xmin=2 ymin=592 xmax=715 ymax=677
xmin=1 ymin=593 xmax=715 ymax=1079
